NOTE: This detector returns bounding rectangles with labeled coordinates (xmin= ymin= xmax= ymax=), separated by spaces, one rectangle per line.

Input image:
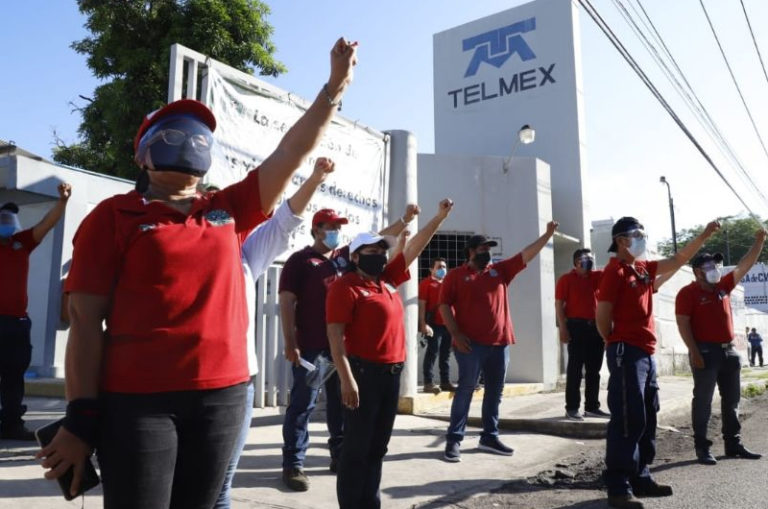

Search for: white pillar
xmin=386 ymin=130 xmax=419 ymax=402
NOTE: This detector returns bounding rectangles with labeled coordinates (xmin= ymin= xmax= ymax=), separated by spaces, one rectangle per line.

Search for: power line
xmin=576 ymin=0 xmax=759 ymax=217
xmin=739 ymin=0 xmax=768 ymax=89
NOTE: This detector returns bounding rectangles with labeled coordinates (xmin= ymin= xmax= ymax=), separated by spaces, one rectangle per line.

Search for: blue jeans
xmin=604 ymin=343 xmax=659 ymax=497
xmin=282 ymin=349 xmax=344 ymax=469
xmin=214 ymin=379 xmax=254 ymax=509
xmin=446 ymin=343 xmax=509 ymax=443
xmin=423 ymin=324 xmax=453 ymax=385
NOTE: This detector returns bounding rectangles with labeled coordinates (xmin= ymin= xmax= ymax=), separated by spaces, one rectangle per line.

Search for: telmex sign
xmin=448 ymin=17 xmax=557 ymax=109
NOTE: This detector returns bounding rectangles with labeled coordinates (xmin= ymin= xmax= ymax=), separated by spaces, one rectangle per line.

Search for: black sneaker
xmin=478 ymin=436 xmax=514 ymax=456
xmin=630 ymin=479 xmax=673 ymax=497
xmin=444 ymin=441 xmax=461 ymax=462
xmin=584 ymin=408 xmax=611 ymax=418
xmin=565 ymin=409 xmax=584 ymax=421
xmin=725 ymin=443 xmax=762 ymax=459
xmin=440 ymin=382 xmax=458 ymax=392
xmin=282 ymin=467 xmax=309 ymax=491
xmin=0 ymin=425 xmax=36 ymax=441
xmin=607 ymin=494 xmax=645 ymax=509
xmin=424 ymin=383 xmax=441 ymax=394
xmin=696 ymin=447 xmax=717 ymax=465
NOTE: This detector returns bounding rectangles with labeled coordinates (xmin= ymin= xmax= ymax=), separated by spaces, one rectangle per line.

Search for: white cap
xmin=349 ymin=232 xmax=395 ymax=254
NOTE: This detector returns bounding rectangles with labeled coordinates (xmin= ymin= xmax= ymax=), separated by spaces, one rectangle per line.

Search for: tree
xmin=53 ymin=0 xmax=285 ymax=179
xmin=656 ymin=216 xmax=768 ymax=264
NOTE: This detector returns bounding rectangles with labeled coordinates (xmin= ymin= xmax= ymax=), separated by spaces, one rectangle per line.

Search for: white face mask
xmin=705 ymin=267 xmax=722 ymax=284
xmin=627 ymin=237 xmax=647 ymax=258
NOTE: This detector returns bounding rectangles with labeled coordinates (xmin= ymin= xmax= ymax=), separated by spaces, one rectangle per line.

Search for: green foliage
xmin=53 ymin=0 xmax=285 ymax=179
xmin=656 ymin=217 xmax=768 ymax=265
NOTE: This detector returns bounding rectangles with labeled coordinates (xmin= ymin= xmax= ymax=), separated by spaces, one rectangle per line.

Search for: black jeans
xmin=97 ymin=383 xmax=247 ymax=509
xmin=565 ymin=319 xmax=604 ymax=412
xmin=422 ymin=324 xmax=452 ymax=385
xmin=337 ymin=358 xmax=401 ymax=509
xmin=750 ymin=345 xmax=763 ymax=366
xmin=0 ymin=315 xmax=32 ymax=431
xmin=692 ymin=343 xmax=742 ymax=448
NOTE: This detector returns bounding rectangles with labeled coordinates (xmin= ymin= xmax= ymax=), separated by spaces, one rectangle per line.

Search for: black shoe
xmin=696 ymin=447 xmax=717 ymax=465
xmin=631 ymin=480 xmax=673 ymax=497
xmin=725 ymin=443 xmax=762 ymax=459
xmin=444 ymin=441 xmax=461 ymax=462
xmin=423 ymin=383 xmax=441 ymax=394
xmin=0 ymin=425 xmax=36 ymax=441
xmin=440 ymin=382 xmax=458 ymax=392
xmin=584 ymin=408 xmax=611 ymax=418
xmin=607 ymin=494 xmax=645 ymax=509
xmin=478 ymin=436 xmax=514 ymax=456
xmin=282 ymin=467 xmax=309 ymax=491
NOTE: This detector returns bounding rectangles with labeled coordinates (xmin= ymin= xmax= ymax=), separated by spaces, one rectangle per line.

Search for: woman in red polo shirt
xmin=327 ymin=199 xmax=453 ymax=509
xmin=37 ymin=38 xmax=357 ymax=509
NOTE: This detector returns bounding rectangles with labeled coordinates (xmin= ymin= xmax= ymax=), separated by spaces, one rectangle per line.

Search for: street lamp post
xmin=502 ymin=124 xmax=536 ymax=173
xmin=659 ymin=176 xmax=678 ymax=253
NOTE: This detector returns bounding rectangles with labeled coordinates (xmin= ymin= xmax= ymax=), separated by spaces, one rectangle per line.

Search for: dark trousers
xmin=97 ymin=383 xmax=246 ymax=509
xmin=750 ymin=345 xmax=763 ymax=366
xmin=605 ymin=343 xmax=658 ymax=497
xmin=692 ymin=343 xmax=742 ymax=448
xmin=337 ymin=359 xmax=401 ymax=509
xmin=0 ymin=315 xmax=32 ymax=431
xmin=565 ymin=319 xmax=604 ymax=412
xmin=422 ymin=324 xmax=452 ymax=385
xmin=282 ymin=349 xmax=344 ymax=469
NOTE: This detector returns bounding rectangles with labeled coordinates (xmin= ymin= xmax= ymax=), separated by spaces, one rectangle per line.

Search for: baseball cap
xmin=465 ymin=234 xmax=498 ymax=251
xmin=133 ymin=99 xmax=217 ymax=154
xmin=349 ymin=232 xmax=395 ymax=254
xmin=0 ymin=202 xmax=19 ymax=214
xmin=312 ymin=208 xmax=349 ymax=227
xmin=691 ymin=252 xmax=724 ymax=269
xmin=608 ymin=216 xmax=644 ymax=252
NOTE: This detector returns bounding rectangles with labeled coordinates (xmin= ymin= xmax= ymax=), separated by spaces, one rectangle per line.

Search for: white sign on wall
xmin=205 ymin=67 xmax=388 ymax=258
xmin=739 ymin=262 xmax=768 ymax=312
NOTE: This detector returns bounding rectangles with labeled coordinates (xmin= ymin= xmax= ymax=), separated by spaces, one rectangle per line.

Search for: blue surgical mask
xmin=435 ymin=268 xmax=447 ymax=279
xmin=0 ymin=225 xmax=16 ymax=238
xmin=628 ymin=237 xmax=647 ymax=258
xmin=323 ymin=230 xmax=341 ymax=250
xmin=579 ymin=257 xmax=594 ymax=271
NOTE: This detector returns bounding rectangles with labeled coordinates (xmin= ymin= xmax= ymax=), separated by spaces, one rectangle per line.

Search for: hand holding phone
xmin=35 ymin=418 xmax=100 ymax=500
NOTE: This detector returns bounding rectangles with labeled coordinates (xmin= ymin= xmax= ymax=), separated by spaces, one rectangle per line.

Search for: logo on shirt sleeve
xmin=12 ymin=241 xmax=22 ymax=250
xmin=489 ymin=269 xmax=499 ymax=278
xmin=205 ymin=209 xmax=234 ymax=226
xmin=139 ymin=224 xmax=157 ymax=232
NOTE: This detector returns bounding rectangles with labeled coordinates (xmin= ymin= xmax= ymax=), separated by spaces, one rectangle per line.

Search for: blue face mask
xmin=0 ymin=225 xmax=16 ymax=238
xmin=435 ymin=268 xmax=447 ymax=279
xmin=322 ymin=230 xmax=341 ymax=250
xmin=138 ymin=114 xmax=214 ymax=177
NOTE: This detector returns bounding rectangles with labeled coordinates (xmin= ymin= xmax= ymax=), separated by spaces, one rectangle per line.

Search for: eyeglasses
xmin=147 ymin=129 xmax=213 ymax=152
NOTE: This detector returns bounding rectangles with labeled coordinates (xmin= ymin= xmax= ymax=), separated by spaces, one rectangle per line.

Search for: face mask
xmin=435 ymin=268 xmax=447 ymax=279
xmin=473 ymin=251 xmax=491 ymax=269
xmin=705 ymin=268 xmax=722 ymax=284
xmin=322 ymin=230 xmax=341 ymax=250
xmin=579 ymin=258 xmax=594 ymax=271
xmin=0 ymin=225 xmax=16 ymax=238
xmin=627 ymin=237 xmax=646 ymax=258
xmin=138 ymin=115 xmax=213 ymax=177
xmin=0 ymin=211 xmax=21 ymax=237
xmin=357 ymin=253 xmax=388 ymax=276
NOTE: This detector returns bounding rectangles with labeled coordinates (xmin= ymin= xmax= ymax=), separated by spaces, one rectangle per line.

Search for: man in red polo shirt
xmin=418 ymin=257 xmax=455 ymax=394
xmin=556 ymin=248 xmax=608 ymax=421
xmin=675 ymin=228 xmax=766 ymax=465
xmin=597 ymin=216 xmax=719 ymax=509
xmin=278 ymin=203 xmax=419 ymax=491
xmin=0 ymin=183 xmax=71 ymax=440
xmin=440 ymin=221 xmax=558 ymax=462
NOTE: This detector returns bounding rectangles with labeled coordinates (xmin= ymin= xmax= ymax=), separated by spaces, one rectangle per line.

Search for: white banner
xmin=205 ymin=67 xmax=388 ymax=258
xmin=739 ymin=263 xmax=768 ymax=312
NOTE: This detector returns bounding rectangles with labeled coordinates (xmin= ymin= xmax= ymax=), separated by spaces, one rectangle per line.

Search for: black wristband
xmin=62 ymin=398 xmax=101 ymax=448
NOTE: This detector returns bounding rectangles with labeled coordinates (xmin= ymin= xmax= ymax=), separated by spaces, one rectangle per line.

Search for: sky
xmin=3 ymin=0 xmax=768 ymax=251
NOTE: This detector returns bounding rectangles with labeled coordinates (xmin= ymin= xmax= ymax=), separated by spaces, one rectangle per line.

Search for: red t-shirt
xmin=65 ymin=169 xmax=269 ymax=393
xmin=675 ymin=272 xmax=737 ymax=343
xmin=0 ymin=229 xmax=39 ymax=317
xmin=555 ymin=269 xmax=603 ymax=320
xmin=598 ymin=257 xmax=659 ymax=354
xmin=440 ymin=253 xmax=527 ymax=346
xmin=326 ymin=253 xmax=410 ymax=363
xmin=418 ymin=276 xmax=445 ymax=326
xmin=279 ymin=245 xmax=351 ymax=350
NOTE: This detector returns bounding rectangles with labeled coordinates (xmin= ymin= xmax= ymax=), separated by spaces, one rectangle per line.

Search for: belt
xmin=349 ymin=357 xmax=404 ymax=375
xmin=567 ymin=318 xmax=596 ymax=326
xmin=698 ymin=342 xmax=734 ymax=349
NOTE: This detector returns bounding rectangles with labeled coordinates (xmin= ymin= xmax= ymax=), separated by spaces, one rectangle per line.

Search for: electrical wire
xmin=739 ymin=0 xmax=768 ymax=89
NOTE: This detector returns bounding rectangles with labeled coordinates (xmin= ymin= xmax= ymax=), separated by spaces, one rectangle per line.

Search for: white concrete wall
xmin=417 ymin=153 xmax=558 ymax=386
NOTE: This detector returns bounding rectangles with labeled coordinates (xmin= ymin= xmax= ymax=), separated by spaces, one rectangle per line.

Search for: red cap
xmin=312 ymin=208 xmax=349 ymax=227
xmin=133 ymin=99 xmax=217 ymax=154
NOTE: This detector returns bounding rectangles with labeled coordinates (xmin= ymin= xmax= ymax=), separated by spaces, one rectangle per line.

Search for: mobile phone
xmin=35 ymin=418 xmax=100 ymax=501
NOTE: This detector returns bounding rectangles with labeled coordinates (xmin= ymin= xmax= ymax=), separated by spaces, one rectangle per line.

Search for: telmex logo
xmin=462 ymin=17 xmax=537 ymax=78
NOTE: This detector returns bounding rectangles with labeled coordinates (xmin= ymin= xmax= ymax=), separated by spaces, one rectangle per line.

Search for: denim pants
xmin=446 ymin=343 xmax=509 ymax=444
xmin=282 ymin=349 xmax=344 ymax=469
xmin=565 ymin=319 xmax=605 ymax=412
xmin=214 ymin=378 xmax=255 ymax=509
xmin=604 ymin=343 xmax=659 ymax=497
xmin=98 ymin=383 xmax=247 ymax=509
xmin=423 ymin=324 xmax=453 ymax=385
xmin=692 ymin=343 xmax=741 ymax=449
xmin=337 ymin=358 xmax=401 ymax=509
xmin=0 ymin=315 xmax=32 ymax=432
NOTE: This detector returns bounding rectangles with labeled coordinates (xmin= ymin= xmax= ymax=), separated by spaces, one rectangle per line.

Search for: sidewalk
xmin=0 ymin=376 xmax=701 ymax=508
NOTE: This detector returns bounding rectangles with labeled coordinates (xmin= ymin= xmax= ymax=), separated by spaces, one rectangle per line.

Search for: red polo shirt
xmin=598 ymin=257 xmax=659 ymax=354
xmin=555 ymin=269 xmax=603 ymax=320
xmin=440 ymin=253 xmax=526 ymax=346
xmin=418 ymin=276 xmax=445 ymax=326
xmin=65 ymin=169 xmax=268 ymax=393
xmin=0 ymin=229 xmax=39 ymax=317
xmin=675 ymin=272 xmax=736 ymax=343
xmin=326 ymin=253 xmax=410 ymax=363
